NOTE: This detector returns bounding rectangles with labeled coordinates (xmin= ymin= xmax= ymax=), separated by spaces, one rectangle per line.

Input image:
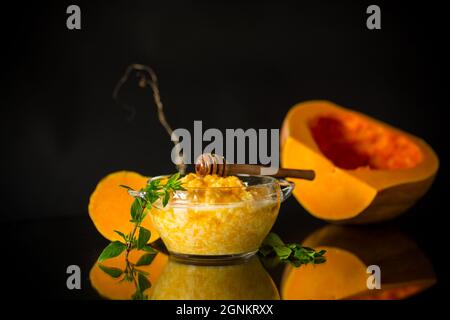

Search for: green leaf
xmin=314 ymin=256 xmax=327 ymax=264
xmin=292 ymin=246 xmax=327 ymax=265
xmin=98 ymin=241 xmax=127 ymax=262
xmin=114 ymin=230 xmax=128 ymax=242
xmin=273 ymin=246 xmax=292 ymax=260
xmin=98 ymin=264 xmax=123 ymax=278
xmin=312 ymin=249 xmax=327 ymax=264
xmin=140 ymin=210 xmax=148 ymax=222
xmin=148 ymin=178 xmax=161 ymax=190
xmin=162 ymin=191 xmax=170 ymax=207
xmin=130 ymin=198 xmax=142 ymax=221
xmin=262 ymin=232 xmax=285 ymax=248
xmin=292 ymin=247 xmax=307 ymax=260
xmin=142 ymin=245 xmax=157 ymax=253
xmin=144 ymin=190 xmax=159 ymax=204
xmin=136 ymin=253 xmax=156 ymax=266
xmin=167 ymin=172 xmax=180 ymax=185
xmin=137 ymin=273 xmax=151 ymax=291
xmin=131 ymin=290 xmax=145 ymax=300
xmin=149 ymin=238 xmax=167 ymax=253
xmin=258 ymin=232 xmax=327 ymax=268
xmin=137 ymin=227 xmax=151 ymax=250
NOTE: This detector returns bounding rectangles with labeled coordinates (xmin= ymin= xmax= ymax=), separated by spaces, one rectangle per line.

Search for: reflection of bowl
xmin=281 ymin=225 xmax=436 ymax=300
xmin=151 ymin=256 xmax=279 ymax=300
xmin=150 ymin=175 xmax=293 ymax=260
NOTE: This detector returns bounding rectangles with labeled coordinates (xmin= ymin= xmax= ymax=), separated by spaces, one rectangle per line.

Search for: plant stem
xmin=126 ymin=223 xmax=138 ymax=258
xmin=126 ymin=200 xmax=148 ymax=258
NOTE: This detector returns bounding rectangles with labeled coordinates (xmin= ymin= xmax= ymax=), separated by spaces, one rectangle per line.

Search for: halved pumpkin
xmin=281 ymin=101 xmax=439 ymax=223
xmin=281 ymin=225 xmax=436 ymax=300
xmin=88 ymin=171 xmax=159 ymax=242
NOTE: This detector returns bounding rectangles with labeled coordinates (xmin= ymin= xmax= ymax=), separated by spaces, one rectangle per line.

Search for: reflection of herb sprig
xmin=97 ymin=173 xmax=185 ymax=262
xmin=259 ymin=233 xmax=326 ymax=268
xmin=98 ymin=252 xmax=156 ymax=300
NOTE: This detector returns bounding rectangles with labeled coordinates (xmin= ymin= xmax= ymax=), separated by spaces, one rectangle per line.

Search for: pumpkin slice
xmin=88 ymin=171 xmax=159 ymax=242
xmin=90 ymin=251 xmax=168 ymax=300
xmin=281 ymin=100 xmax=439 ymax=223
xmin=281 ymin=225 xmax=436 ymax=300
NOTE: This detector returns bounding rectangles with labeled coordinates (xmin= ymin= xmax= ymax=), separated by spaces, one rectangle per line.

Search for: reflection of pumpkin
xmin=281 ymin=225 xmax=436 ymax=300
xmin=88 ymin=171 xmax=159 ymax=242
xmin=89 ymin=251 xmax=168 ymax=300
xmin=281 ymin=101 xmax=439 ymax=223
xmin=151 ymin=257 xmax=279 ymax=300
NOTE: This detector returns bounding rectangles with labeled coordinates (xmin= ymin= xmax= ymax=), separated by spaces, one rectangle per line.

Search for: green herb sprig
xmin=98 ymin=251 xmax=155 ymax=300
xmin=97 ymin=172 xmax=185 ymax=262
xmin=259 ymin=232 xmax=326 ymax=268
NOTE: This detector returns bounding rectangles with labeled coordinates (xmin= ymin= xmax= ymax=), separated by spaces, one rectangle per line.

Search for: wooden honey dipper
xmin=195 ymin=153 xmax=315 ymax=180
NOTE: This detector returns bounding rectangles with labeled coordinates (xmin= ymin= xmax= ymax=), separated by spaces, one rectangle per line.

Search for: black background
xmin=0 ymin=0 xmax=448 ymax=303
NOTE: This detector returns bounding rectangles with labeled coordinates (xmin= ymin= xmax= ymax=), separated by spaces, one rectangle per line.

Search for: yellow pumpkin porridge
xmin=150 ymin=173 xmax=281 ymax=256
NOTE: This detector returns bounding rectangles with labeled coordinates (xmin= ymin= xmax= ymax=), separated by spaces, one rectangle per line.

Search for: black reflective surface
xmin=3 ymin=195 xmax=443 ymax=300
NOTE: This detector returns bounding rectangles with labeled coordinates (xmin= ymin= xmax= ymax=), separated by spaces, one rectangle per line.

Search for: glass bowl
xmin=149 ymin=174 xmax=294 ymax=261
